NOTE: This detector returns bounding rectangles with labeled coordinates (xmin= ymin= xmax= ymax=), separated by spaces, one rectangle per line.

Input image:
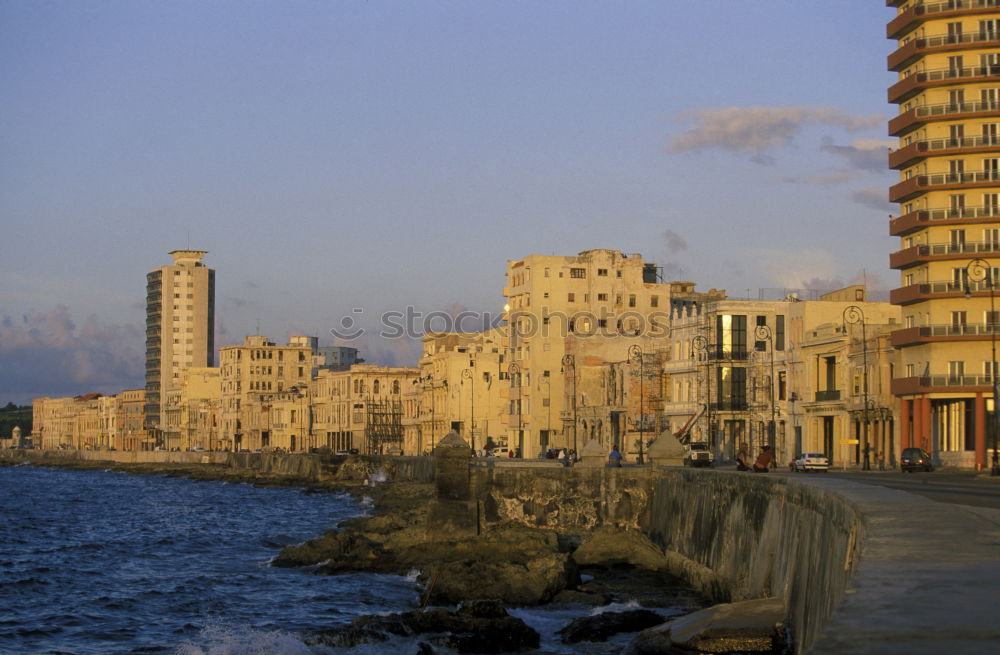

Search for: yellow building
xmin=503 ymin=249 xmax=681 ymax=458
xmin=402 ymin=330 xmax=506 ymax=456
xmin=115 ymin=389 xmax=149 ymax=451
xmin=145 ymin=250 xmax=215 ymax=439
xmin=219 ymin=335 xmax=313 ymax=451
xmin=887 ymin=1 xmax=1000 ymax=469
xmin=312 ymin=364 xmax=419 ymax=454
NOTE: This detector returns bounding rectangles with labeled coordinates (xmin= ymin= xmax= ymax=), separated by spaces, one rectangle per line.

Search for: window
xmin=568 ymin=293 xmax=575 ymax=303
xmin=597 ymin=268 xmax=608 ymax=276
xmin=948 ymin=361 xmax=965 ymax=381
xmin=597 ymin=293 xmax=608 ymax=301
xmin=756 ymin=315 xmax=767 ymax=327
xmin=650 ymin=295 xmax=658 ymax=308
xmin=776 ymin=315 xmax=785 ymax=350
xmin=628 ymin=295 xmax=636 ymax=308
xmin=570 ymin=268 xmax=586 ymax=279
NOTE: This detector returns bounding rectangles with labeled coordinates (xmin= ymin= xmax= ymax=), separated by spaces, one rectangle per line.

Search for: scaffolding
xmin=365 ymin=396 xmax=404 ymax=454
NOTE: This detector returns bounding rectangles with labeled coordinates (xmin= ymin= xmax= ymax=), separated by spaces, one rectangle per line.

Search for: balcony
xmin=888 ymin=65 xmax=1000 ymax=104
xmin=890 ymin=239 xmax=1000 ymax=268
xmin=815 ymin=390 xmax=841 ymax=402
xmin=707 ymin=349 xmax=750 ymax=362
xmin=889 ymin=135 xmax=1000 ymax=169
xmin=709 ymin=400 xmax=748 ymax=412
xmin=889 ymin=169 xmax=1000 ymax=203
xmin=887 ymin=0 xmax=1000 ymax=40
xmin=890 ymin=278 xmax=992 ymax=305
xmin=891 ymin=323 xmax=999 ymax=346
xmin=892 ymin=374 xmax=994 ymax=395
xmin=888 ymin=30 xmax=1000 ymax=71
xmin=889 ymin=99 xmax=1000 ymax=136
xmin=889 ymin=206 xmax=1000 ymax=236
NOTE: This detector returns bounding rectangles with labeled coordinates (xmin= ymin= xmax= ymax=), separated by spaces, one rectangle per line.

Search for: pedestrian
xmin=877 ymin=451 xmax=886 ymax=471
xmin=736 ymin=446 xmax=750 ymax=471
xmin=608 ymin=443 xmax=623 ymax=468
xmin=557 ymin=448 xmax=568 ymax=467
xmin=508 ymin=448 xmax=514 ymax=458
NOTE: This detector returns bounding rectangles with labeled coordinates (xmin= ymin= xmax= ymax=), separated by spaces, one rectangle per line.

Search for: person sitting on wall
xmin=752 ymin=445 xmax=773 ymax=473
xmin=736 ymin=447 xmax=750 ymax=471
xmin=608 ymin=444 xmax=623 ymax=468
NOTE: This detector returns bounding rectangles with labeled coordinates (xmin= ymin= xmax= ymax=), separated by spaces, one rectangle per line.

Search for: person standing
xmin=608 ymin=444 xmax=623 ymax=467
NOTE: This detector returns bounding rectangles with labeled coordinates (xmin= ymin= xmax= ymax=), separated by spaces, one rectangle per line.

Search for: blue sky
xmin=0 ymin=0 xmax=897 ymax=404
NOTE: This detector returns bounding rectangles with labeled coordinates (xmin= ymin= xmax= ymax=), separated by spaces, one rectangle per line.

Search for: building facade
xmin=145 ymin=250 xmax=215 ymax=439
xmin=887 ymin=1 xmax=1000 ymax=468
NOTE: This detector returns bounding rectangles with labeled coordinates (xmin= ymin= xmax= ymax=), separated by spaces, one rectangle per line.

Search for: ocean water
xmin=0 ymin=465 xmax=702 ymax=655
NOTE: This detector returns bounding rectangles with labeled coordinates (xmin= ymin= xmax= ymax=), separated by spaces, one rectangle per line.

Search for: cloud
xmin=758 ymin=249 xmax=840 ymax=290
xmin=666 ymin=106 xmax=883 ymax=154
xmin=0 ymin=306 xmax=144 ymax=404
xmin=663 ymin=229 xmax=688 ymax=254
xmin=820 ymin=137 xmax=892 ymax=172
xmin=851 ymin=187 xmax=893 ymax=212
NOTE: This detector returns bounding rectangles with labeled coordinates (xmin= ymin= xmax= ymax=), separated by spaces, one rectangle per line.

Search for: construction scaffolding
xmin=365 ymin=396 xmax=404 ymax=454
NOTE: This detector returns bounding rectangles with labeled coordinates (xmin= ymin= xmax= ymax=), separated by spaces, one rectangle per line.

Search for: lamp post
xmin=508 ymin=362 xmax=521 ymax=457
xmin=843 ymin=305 xmax=870 ymax=470
xmin=561 ymin=354 xmax=577 ymax=455
xmin=965 ymin=257 xmax=1000 ymax=476
xmin=462 ymin=368 xmax=475 ymax=452
xmin=692 ymin=334 xmax=711 ymax=447
xmin=754 ymin=325 xmax=776 ymax=458
xmin=628 ymin=345 xmax=645 ymax=464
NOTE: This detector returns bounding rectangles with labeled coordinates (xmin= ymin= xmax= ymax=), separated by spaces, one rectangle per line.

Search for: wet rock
xmin=557 ymin=608 xmax=667 ymax=643
xmin=304 ymin=600 xmax=540 ymax=654
xmin=573 ymin=526 xmax=669 ymax=570
xmin=623 ymin=597 xmax=788 ymax=654
xmin=550 ymin=589 xmax=611 ymax=606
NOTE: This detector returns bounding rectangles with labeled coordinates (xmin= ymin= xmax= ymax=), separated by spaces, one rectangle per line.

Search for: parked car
xmin=792 ymin=452 xmax=830 ymax=472
xmin=683 ymin=442 xmax=714 ymax=467
xmin=900 ymin=447 xmax=933 ymax=472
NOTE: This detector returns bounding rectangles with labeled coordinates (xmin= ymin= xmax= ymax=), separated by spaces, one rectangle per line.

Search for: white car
xmin=793 ymin=452 xmax=829 ymax=472
xmin=683 ymin=442 xmax=714 ymax=467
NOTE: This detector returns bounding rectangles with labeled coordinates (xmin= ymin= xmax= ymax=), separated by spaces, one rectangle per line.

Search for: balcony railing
xmin=892 ymin=374 xmax=995 ymax=394
xmin=815 ymin=390 xmax=841 ymax=402
xmin=708 ymin=349 xmax=750 ymax=362
xmin=890 ymin=278 xmax=993 ymax=304
xmin=709 ymin=400 xmax=748 ymax=412
xmin=889 ymin=206 xmax=1000 ymax=236
xmin=889 ymin=64 xmax=1000 ymax=103
xmin=889 ymin=135 xmax=1000 ymax=169
xmin=890 ymin=239 xmax=1000 ymax=268
xmin=888 ymin=0 xmax=1000 ymax=40
xmin=890 ymin=99 xmax=1000 ymax=135
xmin=888 ymin=29 xmax=1000 ymax=70
xmin=892 ymin=323 xmax=1000 ymax=346
xmin=889 ymin=169 xmax=1000 ymax=203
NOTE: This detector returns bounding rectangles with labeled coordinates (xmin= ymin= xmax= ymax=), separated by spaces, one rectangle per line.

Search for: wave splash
xmin=174 ymin=623 xmax=312 ymax=655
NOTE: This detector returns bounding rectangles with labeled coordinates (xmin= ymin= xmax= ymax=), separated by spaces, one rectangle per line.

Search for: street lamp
xmin=561 ymin=354 xmax=577 ymax=455
xmin=508 ymin=362 xmax=521 ymax=457
xmin=843 ymin=305 xmax=870 ymax=471
xmin=628 ymin=345 xmax=645 ymax=464
xmin=462 ymin=368 xmax=475 ymax=452
xmin=754 ymin=325 xmax=776 ymax=458
xmin=965 ymin=258 xmax=1000 ymax=476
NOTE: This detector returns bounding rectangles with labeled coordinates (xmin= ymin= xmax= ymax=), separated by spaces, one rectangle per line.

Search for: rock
xmin=550 ymin=589 xmax=611 ymax=605
xmin=304 ymin=600 xmax=540 ymax=654
xmin=557 ymin=609 xmax=667 ymax=643
xmin=623 ymin=597 xmax=787 ymax=655
xmin=574 ymin=526 xmax=669 ymax=570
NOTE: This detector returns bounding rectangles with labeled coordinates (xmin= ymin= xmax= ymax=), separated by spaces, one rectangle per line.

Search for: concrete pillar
xmin=918 ymin=397 xmax=932 ymax=451
xmin=577 ymin=439 xmax=610 ymax=468
xmin=975 ymin=393 xmax=987 ymax=471
xmin=901 ymin=398 xmax=911 ymax=450
xmin=433 ymin=431 xmax=471 ymax=500
xmin=913 ymin=397 xmax=923 ymax=451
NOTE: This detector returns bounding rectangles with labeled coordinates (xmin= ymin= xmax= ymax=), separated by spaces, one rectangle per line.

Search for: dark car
xmin=901 ymin=447 xmax=933 ymax=473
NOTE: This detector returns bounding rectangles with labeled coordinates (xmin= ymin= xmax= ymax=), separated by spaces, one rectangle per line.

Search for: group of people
xmin=736 ymin=445 xmax=773 ymax=472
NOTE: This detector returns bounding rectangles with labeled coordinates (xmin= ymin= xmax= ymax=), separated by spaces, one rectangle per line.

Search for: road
xmin=781 ymin=468 xmax=1000 ymax=509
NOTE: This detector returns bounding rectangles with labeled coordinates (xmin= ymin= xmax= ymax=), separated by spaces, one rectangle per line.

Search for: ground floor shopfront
xmin=898 ymin=393 xmax=993 ymax=470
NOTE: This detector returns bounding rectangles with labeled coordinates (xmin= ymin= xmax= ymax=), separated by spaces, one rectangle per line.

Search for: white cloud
xmin=820 ymin=137 xmax=893 ymax=172
xmin=666 ymin=106 xmax=884 ymax=154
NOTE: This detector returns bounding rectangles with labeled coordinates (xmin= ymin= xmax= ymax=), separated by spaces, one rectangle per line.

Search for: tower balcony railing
xmin=888 ymin=64 xmax=1000 ymax=104
xmin=892 ymin=322 xmax=999 ymax=346
xmin=889 ymin=205 xmax=1000 ymax=235
xmin=889 ymin=135 xmax=1000 ymax=169
xmin=888 ymin=29 xmax=1000 ymax=70
xmin=888 ymin=0 xmax=1000 ymax=40
xmin=889 ymin=169 xmax=1000 ymax=203
xmin=892 ymin=374 xmax=994 ymax=395
xmin=890 ymin=278 xmax=993 ymax=304
xmin=890 ymin=239 xmax=1000 ymax=268
xmin=890 ymin=99 xmax=1000 ymax=136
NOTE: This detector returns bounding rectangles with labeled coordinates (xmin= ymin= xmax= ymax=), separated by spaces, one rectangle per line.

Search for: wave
xmin=174 ymin=623 xmax=312 ymax=655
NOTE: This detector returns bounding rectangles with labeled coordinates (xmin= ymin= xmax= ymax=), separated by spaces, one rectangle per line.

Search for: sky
xmin=0 ymin=0 xmax=899 ymax=405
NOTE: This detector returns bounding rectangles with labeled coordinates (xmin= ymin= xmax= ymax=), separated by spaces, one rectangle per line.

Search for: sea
xmin=0 ymin=465 xmax=701 ymax=655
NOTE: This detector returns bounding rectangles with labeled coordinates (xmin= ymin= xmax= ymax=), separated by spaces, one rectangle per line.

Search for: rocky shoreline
xmin=2 ymin=453 xmax=791 ymax=654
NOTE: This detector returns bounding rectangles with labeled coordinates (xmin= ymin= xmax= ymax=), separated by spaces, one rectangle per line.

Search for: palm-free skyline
xmin=1 ymin=1 xmax=896 ymax=403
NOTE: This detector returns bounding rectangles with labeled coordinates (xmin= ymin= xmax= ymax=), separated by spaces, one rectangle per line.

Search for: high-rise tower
xmin=887 ymin=1 xmax=1000 ymax=469
xmin=144 ymin=250 xmax=215 ymax=439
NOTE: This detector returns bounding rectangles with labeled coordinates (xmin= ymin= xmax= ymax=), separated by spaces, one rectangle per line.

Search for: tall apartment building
xmin=145 ymin=250 xmax=215 ymax=439
xmin=887 ymin=1 xmax=1000 ymax=469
